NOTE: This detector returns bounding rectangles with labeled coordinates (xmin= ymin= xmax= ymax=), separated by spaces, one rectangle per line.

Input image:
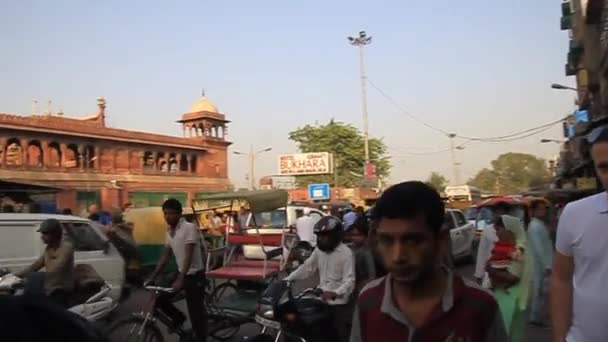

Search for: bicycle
xmin=106 ymin=283 xmax=243 ymax=342
xmin=105 ymin=285 xmax=193 ymax=342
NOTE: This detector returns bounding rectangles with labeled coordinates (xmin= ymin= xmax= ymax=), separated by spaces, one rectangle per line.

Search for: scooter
xmin=248 ymin=280 xmax=333 ymax=342
xmin=0 ymin=271 xmax=117 ymax=322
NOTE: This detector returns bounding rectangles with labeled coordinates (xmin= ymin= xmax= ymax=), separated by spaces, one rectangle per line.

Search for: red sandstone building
xmin=0 ymin=96 xmax=231 ymax=213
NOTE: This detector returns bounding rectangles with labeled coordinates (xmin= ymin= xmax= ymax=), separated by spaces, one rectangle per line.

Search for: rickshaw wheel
xmin=211 ymin=282 xmax=238 ymax=302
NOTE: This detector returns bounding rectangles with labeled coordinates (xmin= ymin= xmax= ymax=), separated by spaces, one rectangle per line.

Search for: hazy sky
xmin=0 ymin=0 xmax=576 ymax=188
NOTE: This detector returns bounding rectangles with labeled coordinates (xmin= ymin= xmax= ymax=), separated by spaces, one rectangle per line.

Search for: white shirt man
xmin=284 ymin=242 xmax=355 ymax=305
xmin=552 ymin=127 xmax=608 ymax=342
xmin=165 ymin=218 xmax=205 ymax=275
xmin=553 ymin=192 xmax=608 ymax=342
xmin=296 ymin=209 xmax=317 ymax=247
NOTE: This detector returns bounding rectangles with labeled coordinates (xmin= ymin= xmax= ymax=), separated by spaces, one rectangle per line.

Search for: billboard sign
xmin=271 ymin=176 xmax=297 ymax=190
xmin=278 ymin=152 xmax=332 ymax=176
xmin=308 ymin=183 xmax=330 ymax=200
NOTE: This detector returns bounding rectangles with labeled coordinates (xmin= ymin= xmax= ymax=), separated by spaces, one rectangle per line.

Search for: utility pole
xmin=249 ymin=144 xmax=255 ymax=191
xmin=348 ymin=31 xmax=373 ymax=168
xmin=233 ymin=145 xmax=272 ymax=191
xmin=448 ymin=133 xmax=462 ymax=185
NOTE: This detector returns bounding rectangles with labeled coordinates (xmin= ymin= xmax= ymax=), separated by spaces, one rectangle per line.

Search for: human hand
xmin=321 ymin=291 xmax=338 ymax=302
xmin=172 ymin=275 xmax=185 ymax=291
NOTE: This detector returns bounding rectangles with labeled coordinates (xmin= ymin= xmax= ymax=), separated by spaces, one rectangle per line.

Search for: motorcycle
xmin=248 ymin=280 xmax=334 ymax=342
xmin=0 ymin=266 xmax=117 ymax=322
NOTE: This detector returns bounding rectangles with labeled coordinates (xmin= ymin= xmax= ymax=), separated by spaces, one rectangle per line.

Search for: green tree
xmin=288 ymin=120 xmax=390 ymax=187
xmin=468 ymin=153 xmax=549 ymax=194
xmin=425 ymin=172 xmax=449 ymax=192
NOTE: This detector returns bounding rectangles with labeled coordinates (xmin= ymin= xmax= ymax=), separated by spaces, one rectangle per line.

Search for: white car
xmin=0 ymin=213 xmax=125 ymax=300
xmin=445 ymin=209 xmax=476 ymax=263
xmin=243 ymin=206 xmax=326 ymax=260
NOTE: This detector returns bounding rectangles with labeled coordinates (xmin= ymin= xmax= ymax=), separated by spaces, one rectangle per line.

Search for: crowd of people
xmin=0 ymin=125 xmax=606 ymax=342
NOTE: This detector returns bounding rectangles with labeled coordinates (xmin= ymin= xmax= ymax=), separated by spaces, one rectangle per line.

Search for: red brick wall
xmin=100 ymin=188 xmax=120 ymax=210
xmin=56 ymin=190 xmax=77 ymax=212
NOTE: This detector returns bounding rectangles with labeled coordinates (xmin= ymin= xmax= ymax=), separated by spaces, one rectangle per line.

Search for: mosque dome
xmin=189 ymin=96 xmax=218 ymax=113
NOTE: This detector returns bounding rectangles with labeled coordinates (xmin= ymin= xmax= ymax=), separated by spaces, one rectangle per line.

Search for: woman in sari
xmin=485 ymin=215 xmax=532 ymax=342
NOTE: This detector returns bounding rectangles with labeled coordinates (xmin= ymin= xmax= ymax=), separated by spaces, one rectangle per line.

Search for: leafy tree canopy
xmin=468 ymin=152 xmax=549 ymax=194
xmin=425 ymin=172 xmax=449 ymax=192
xmin=288 ymin=119 xmax=390 ymax=187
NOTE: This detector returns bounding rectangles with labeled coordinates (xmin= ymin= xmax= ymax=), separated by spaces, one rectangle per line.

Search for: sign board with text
xmin=278 ymin=152 xmax=332 ymax=176
xmin=271 ymin=176 xmax=297 ymax=190
xmin=308 ymin=183 xmax=330 ymax=200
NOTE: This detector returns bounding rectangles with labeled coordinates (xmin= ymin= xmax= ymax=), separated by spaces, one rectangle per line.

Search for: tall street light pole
xmin=233 ymin=145 xmax=272 ymax=190
xmin=448 ymin=133 xmax=465 ymax=185
xmin=348 ymin=31 xmax=373 ymax=168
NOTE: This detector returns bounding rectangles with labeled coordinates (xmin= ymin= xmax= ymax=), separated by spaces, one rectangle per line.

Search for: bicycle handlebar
xmin=144 ymin=285 xmax=177 ymax=294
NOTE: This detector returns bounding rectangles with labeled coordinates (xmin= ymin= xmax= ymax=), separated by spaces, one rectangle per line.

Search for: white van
xmin=0 ymin=213 xmax=125 ymax=300
xmin=243 ymin=206 xmax=326 ymax=260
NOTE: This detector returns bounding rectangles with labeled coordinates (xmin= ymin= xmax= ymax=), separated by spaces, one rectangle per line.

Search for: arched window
xmin=143 ymin=151 xmax=154 ymax=171
xmin=48 ymin=142 xmax=61 ymax=167
xmin=65 ymin=144 xmax=80 ymax=168
xmin=5 ymin=138 xmax=22 ymax=166
xmin=179 ymin=154 xmax=189 ymax=172
xmin=27 ymin=140 xmax=43 ymax=167
xmin=160 ymin=161 xmax=168 ymax=172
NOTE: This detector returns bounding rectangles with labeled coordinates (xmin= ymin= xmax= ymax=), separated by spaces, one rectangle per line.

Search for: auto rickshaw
xmin=124 ymin=206 xmax=205 ymax=273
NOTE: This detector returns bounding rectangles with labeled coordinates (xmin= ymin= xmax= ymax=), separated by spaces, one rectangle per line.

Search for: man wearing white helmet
xmin=295 ymin=207 xmax=317 ymax=247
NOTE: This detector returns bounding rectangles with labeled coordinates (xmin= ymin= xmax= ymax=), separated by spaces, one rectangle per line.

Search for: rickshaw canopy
xmin=195 ymin=190 xmax=288 ymax=214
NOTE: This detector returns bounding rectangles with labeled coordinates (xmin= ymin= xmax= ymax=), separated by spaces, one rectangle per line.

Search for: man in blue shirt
xmin=342 ymin=207 xmax=357 ymax=231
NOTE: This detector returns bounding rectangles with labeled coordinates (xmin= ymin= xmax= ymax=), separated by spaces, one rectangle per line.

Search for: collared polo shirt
xmin=350 ymin=272 xmax=507 ymax=342
xmin=556 ymin=192 xmax=608 ymax=342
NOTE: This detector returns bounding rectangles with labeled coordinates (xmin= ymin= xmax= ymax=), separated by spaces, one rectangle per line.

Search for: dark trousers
xmin=158 ymin=271 xmax=207 ymax=342
xmin=329 ymin=303 xmax=354 ymax=342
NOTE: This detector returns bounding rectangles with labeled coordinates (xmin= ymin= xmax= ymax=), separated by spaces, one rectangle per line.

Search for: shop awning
xmin=0 ymin=180 xmax=61 ymax=194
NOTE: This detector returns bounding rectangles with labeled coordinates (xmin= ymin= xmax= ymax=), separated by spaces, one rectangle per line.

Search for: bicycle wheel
xmin=207 ymin=313 xmax=241 ymax=341
xmin=210 ymin=282 xmax=237 ymax=302
xmin=106 ymin=314 xmax=164 ymax=342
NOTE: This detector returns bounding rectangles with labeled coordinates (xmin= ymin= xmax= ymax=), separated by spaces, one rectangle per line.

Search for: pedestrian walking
xmin=474 ymin=201 xmax=512 ymax=282
xmin=551 ymin=125 xmax=608 ymax=342
xmin=484 ymin=215 xmax=531 ymax=342
xmin=527 ymin=198 xmax=553 ymax=326
xmin=351 ymin=182 xmax=507 ymax=342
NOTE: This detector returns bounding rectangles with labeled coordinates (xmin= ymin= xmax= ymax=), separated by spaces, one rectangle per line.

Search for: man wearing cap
xmin=16 ymin=218 xmax=75 ymax=307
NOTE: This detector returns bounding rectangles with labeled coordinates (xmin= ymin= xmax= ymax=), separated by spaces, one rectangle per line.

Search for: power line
xmin=456 ymin=118 xmax=564 ymax=142
xmin=366 ymin=78 xmax=567 ymax=143
xmin=366 ymin=78 xmax=450 ymax=136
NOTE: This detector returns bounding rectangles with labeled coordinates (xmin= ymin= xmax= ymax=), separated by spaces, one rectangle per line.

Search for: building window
xmin=179 ymin=155 xmax=189 ymax=172
xmin=27 ymin=140 xmax=43 ymax=167
xmin=48 ymin=142 xmax=61 ymax=167
xmin=5 ymin=138 xmax=22 ymax=166
xmin=190 ymin=155 xmax=198 ymax=174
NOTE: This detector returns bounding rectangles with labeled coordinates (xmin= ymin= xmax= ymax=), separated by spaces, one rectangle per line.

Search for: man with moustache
xmin=350 ymin=181 xmax=507 ymax=342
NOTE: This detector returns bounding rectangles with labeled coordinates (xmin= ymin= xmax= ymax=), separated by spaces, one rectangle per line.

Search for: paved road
xmin=109 ymin=263 xmax=551 ymax=341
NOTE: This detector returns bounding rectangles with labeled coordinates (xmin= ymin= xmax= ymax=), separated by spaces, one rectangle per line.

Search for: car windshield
xmin=249 ymin=209 xmax=286 ymax=228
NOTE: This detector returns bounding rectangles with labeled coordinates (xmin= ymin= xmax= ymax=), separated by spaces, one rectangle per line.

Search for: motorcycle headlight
xmin=256 ymin=304 xmax=274 ymax=319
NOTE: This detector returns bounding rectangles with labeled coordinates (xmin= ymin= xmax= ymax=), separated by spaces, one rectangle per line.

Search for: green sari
xmin=493 ymin=215 xmax=532 ymax=342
